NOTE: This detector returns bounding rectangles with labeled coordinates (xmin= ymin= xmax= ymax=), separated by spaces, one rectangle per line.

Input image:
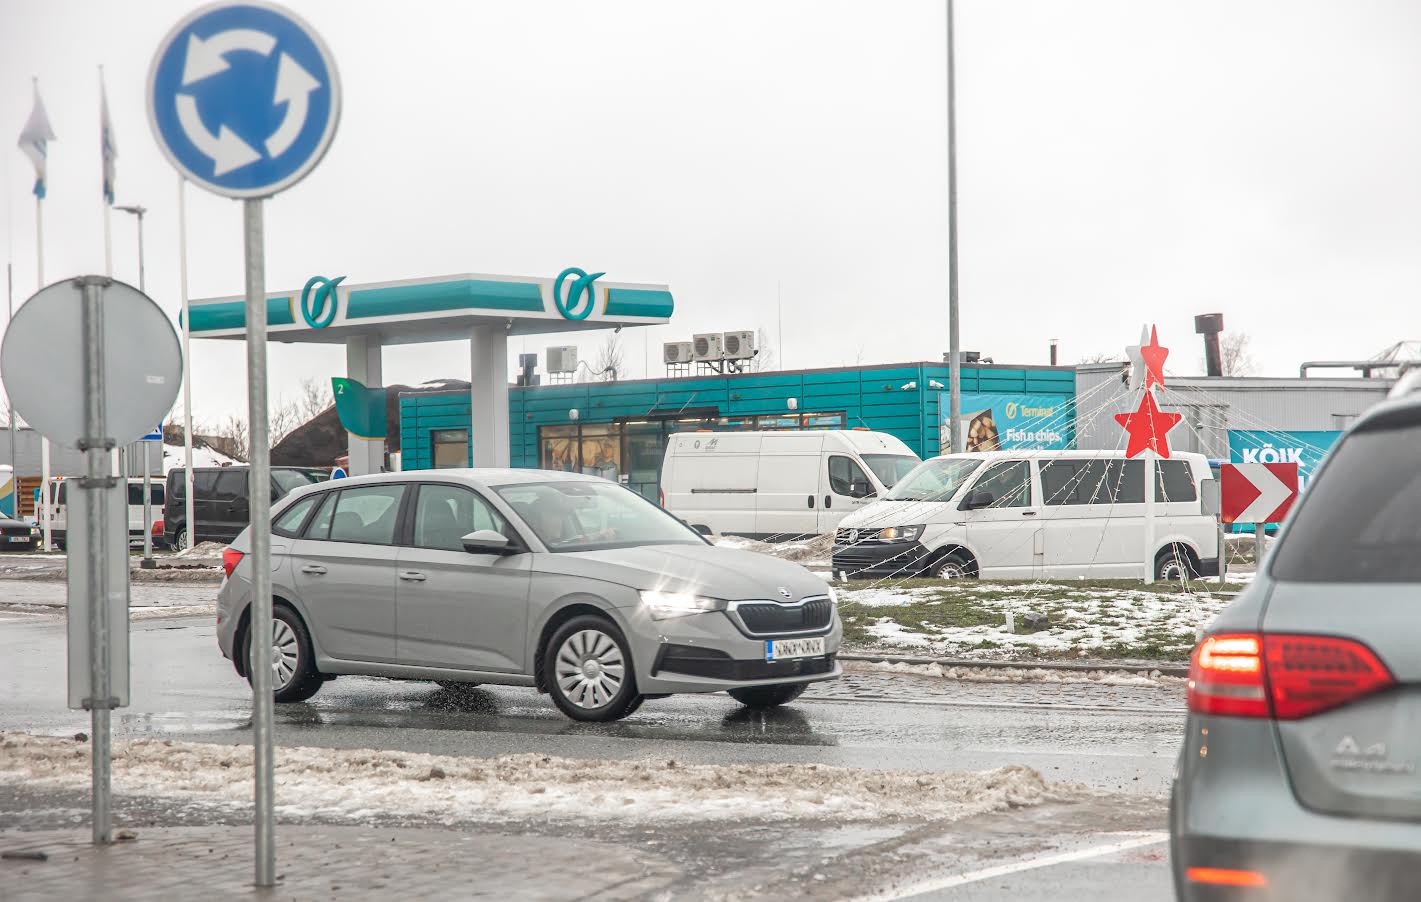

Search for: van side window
xmin=1154 ymin=460 xmax=1197 ymax=502
xmin=1042 ymin=460 xmax=1144 ymax=505
xmin=828 ymin=456 xmax=874 ymax=498
xmin=968 ymin=460 xmax=1032 ymax=508
xmin=213 ymin=470 xmax=245 ymax=502
xmin=194 ymin=471 xmax=221 ymax=497
xmin=273 ymin=494 xmax=321 ymax=538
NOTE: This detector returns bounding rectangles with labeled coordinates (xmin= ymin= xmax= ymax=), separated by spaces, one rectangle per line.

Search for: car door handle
xmin=807 ymin=495 xmax=815 ymax=509
xmin=824 ymin=495 xmax=832 ymax=509
xmin=399 ymin=571 xmax=427 ymax=582
xmin=300 ymin=565 xmax=327 ymax=575
xmin=1021 ymin=511 xmax=1038 ymax=516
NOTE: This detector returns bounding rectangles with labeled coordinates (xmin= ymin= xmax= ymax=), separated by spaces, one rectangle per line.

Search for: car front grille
xmin=653 ymin=644 xmax=836 ymax=681
xmin=731 ymin=597 xmax=834 ymax=637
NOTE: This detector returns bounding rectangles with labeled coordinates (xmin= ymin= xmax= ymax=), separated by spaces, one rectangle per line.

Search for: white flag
xmin=17 ymin=82 xmax=56 ymax=200
xmin=101 ymin=78 xmax=117 ymax=205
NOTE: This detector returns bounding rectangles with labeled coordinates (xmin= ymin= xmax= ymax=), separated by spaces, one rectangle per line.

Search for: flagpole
xmin=178 ymin=175 xmax=194 ymax=551
xmin=100 ymin=67 xmax=113 ymax=279
xmin=36 ymin=192 xmax=50 ymax=552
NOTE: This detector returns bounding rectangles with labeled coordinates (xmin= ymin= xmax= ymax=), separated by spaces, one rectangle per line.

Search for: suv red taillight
xmin=152 ymin=518 xmax=164 ymax=537
xmin=222 ymin=548 xmax=244 ymax=579
xmin=1188 ymin=633 xmax=1395 ymax=720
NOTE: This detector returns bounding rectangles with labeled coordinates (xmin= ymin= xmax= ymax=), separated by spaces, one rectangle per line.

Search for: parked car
xmin=659 ymin=429 xmax=920 ymax=539
xmin=0 ymin=514 xmax=40 ymax=551
xmin=164 ymin=466 xmax=327 ymax=551
xmin=48 ymin=477 xmax=166 ymax=551
xmin=831 ymin=449 xmax=1220 ymax=581
xmin=1170 ymin=398 xmax=1421 ymax=901
xmin=216 ymin=469 xmax=841 ymax=721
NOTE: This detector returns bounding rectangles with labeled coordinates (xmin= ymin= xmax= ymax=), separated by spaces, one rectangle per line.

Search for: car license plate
xmin=7 ymin=536 xmax=29 ymax=543
xmin=765 ymin=636 xmax=825 ymax=662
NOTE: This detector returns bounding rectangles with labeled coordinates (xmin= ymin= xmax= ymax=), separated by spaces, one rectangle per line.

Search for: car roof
xmin=314 ymin=468 xmax=605 ymax=489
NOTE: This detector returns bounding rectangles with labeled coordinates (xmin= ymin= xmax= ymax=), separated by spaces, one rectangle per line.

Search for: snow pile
xmin=0 ymin=732 xmax=1058 ymax=824
xmin=715 ymin=534 xmax=833 ymax=571
xmin=130 ymin=604 xmax=215 ymax=621
xmin=173 ymin=542 xmax=226 ymax=561
xmin=844 ymin=659 xmax=1186 ymax=688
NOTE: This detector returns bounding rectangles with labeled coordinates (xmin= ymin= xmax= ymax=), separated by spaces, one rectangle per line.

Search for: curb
xmin=838 ymin=652 xmax=1189 ymax=678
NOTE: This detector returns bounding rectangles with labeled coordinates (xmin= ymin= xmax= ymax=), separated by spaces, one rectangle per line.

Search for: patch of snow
xmin=0 ymin=733 xmax=1060 ymax=824
xmin=844 ymin=659 xmax=1186 ymax=688
xmin=162 ymin=443 xmax=242 ymax=472
xmin=864 ymin=620 xmax=934 ymax=647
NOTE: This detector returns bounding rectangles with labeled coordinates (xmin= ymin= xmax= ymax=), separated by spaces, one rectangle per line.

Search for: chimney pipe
xmin=1049 ymin=338 xmax=1059 ymax=366
xmin=1195 ymin=313 xmax=1224 ymax=377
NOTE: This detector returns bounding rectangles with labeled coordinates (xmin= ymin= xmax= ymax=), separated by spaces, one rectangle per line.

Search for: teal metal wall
xmin=399 ymin=362 xmax=1077 ymax=470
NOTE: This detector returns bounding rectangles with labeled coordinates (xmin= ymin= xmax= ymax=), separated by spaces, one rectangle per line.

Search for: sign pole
xmin=945 ymin=0 xmax=963 ymax=454
xmin=1255 ymin=522 xmax=1265 ymax=568
xmin=243 ymin=198 xmax=275 ymax=887
xmin=178 ymin=176 xmax=195 ymax=552
xmin=78 ymin=275 xmax=113 ymax=845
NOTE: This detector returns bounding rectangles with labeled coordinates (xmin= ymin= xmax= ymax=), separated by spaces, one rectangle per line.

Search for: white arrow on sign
xmin=1235 ymin=463 xmax=1293 ymax=523
xmin=181 ymin=29 xmax=277 ymax=85
xmin=265 ymin=53 xmax=320 ymax=158
xmin=175 ymin=94 xmax=261 ymax=176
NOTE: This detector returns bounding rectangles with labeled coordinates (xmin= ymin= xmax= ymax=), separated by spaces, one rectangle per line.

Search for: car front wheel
xmin=544 ymin=615 xmax=642 ymax=722
xmin=728 ymin=683 xmax=807 ymax=708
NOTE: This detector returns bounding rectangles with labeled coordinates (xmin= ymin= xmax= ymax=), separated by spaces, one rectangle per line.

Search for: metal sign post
xmin=1 ymin=276 xmax=181 ymax=846
xmin=139 ymin=424 xmax=162 ymax=569
xmin=148 ymin=2 xmax=341 ymax=886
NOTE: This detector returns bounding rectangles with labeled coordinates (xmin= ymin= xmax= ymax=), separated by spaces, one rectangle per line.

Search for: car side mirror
xmin=959 ymin=491 xmax=994 ymax=511
xmin=461 ymin=529 xmax=514 ymax=555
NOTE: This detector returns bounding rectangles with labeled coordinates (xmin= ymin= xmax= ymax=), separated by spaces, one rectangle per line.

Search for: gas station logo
xmin=300 ymin=274 xmax=344 ymax=328
xmin=553 ymin=267 xmax=603 ymax=321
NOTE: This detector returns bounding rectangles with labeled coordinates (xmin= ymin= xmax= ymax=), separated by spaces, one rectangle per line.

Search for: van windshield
xmin=885 ymin=458 xmax=982 ymax=502
xmin=861 ymin=454 xmax=921 ymax=488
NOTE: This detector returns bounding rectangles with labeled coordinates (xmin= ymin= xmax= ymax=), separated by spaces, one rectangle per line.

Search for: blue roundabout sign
xmin=147 ymin=1 xmax=341 ymax=198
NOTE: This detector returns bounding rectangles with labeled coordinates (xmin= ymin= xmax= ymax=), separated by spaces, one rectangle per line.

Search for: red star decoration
xmin=1140 ymin=325 xmax=1168 ymax=389
xmin=1115 ymin=390 xmax=1183 ymax=458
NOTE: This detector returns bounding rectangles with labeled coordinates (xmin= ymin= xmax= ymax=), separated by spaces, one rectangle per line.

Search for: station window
xmin=431 ymin=429 xmax=469 ymax=469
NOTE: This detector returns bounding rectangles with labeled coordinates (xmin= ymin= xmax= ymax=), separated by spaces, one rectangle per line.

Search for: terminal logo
xmin=553 ymin=267 xmax=603 ymax=321
xmin=300 ymin=274 xmax=344 ymax=328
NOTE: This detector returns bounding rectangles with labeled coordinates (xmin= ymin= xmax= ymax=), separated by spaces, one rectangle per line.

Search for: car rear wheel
xmin=1155 ymin=547 xmax=1198 ymax=582
xmin=728 ymin=683 xmax=806 ymax=708
xmin=240 ymin=606 xmax=323 ymax=703
xmin=173 ymin=528 xmax=189 ymax=553
xmin=544 ymin=615 xmax=642 ymax=722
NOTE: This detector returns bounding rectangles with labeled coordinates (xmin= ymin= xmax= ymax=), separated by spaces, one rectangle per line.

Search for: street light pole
xmin=946 ymin=0 xmax=963 ymax=454
xmin=115 ymin=205 xmax=155 ymax=569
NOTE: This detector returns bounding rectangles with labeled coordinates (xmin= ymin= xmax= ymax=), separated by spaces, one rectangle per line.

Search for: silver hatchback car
xmin=1171 ymin=397 xmax=1421 ymax=900
xmin=216 ymin=469 xmax=842 ymax=721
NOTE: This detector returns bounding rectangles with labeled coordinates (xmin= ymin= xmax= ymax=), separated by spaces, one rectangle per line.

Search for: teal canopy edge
xmin=346 ymin=279 xmax=544 ymax=320
xmin=187 ymin=298 xmax=294 ymax=332
xmin=604 ymin=288 xmax=673 ymax=319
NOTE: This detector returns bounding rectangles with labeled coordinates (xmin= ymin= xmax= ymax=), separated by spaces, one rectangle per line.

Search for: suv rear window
xmin=1271 ymin=424 xmax=1421 ymax=582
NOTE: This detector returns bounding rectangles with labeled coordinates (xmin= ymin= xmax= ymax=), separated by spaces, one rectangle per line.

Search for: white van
xmin=49 ymin=478 xmax=166 ymax=550
xmin=831 ymin=450 xmax=1220 ymax=581
xmin=660 ymin=430 xmax=921 ymax=539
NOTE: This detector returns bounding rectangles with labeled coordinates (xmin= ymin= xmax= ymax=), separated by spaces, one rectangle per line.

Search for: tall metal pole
xmin=79 ymin=276 xmax=112 ymax=844
xmin=243 ymin=198 xmax=275 ymax=887
xmin=946 ymin=0 xmax=963 ymax=453
xmin=117 ymin=205 xmax=154 ymax=568
xmin=6 ymin=263 xmax=14 ymax=472
xmin=178 ymin=177 xmax=195 ymax=552
xmin=36 ymin=195 xmax=51 ymax=549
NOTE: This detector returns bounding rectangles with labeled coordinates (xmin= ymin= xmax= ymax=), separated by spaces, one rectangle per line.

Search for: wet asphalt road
xmin=0 ymin=591 xmax=1184 ymax=900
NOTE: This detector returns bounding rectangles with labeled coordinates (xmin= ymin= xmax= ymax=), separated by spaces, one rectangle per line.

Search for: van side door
xmin=1039 ymin=458 xmax=1146 ymax=577
xmin=212 ymin=469 xmax=248 ymax=541
xmin=961 ymin=459 xmax=1040 ymax=578
xmin=818 ymin=455 xmax=878 ymax=532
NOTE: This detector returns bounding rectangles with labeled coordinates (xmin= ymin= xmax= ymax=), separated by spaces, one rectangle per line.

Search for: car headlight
xmin=639 ymin=590 xmax=728 ymax=620
xmin=875 ymin=525 xmax=924 ymax=543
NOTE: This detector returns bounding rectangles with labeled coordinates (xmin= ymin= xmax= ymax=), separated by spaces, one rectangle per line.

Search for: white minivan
xmin=48 ymin=477 xmax=166 ymax=550
xmin=660 ymin=430 xmax=921 ymax=539
xmin=831 ymin=450 xmax=1220 ymax=581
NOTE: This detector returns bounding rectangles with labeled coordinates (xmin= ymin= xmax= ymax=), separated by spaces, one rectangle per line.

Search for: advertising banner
xmin=939 ymin=393 xmax=1072 ymax=453
xmin=1225 ymin=429 xmax=1342 ymax=532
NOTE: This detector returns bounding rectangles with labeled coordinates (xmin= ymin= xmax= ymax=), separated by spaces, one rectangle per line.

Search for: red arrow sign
xmin=1220 ymin=463 xmax=1299 ymax=525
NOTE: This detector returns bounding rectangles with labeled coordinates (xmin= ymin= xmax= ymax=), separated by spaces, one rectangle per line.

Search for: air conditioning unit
xmin=546 ymin=345 xmax=578 ymax=373
xmin=663 ymin=341 xmax=694 ymax=364
xmin=692 ymin=333 xmax=723 ymax=361
xmin=722 ymin=330 xmax=756 ymax=360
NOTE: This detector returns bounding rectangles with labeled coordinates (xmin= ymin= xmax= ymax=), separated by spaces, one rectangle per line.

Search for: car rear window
xmin=1271 ymin=424 xmax=1421 ymax=582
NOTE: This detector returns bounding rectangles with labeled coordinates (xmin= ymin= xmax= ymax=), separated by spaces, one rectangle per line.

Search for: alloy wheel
xmin=554 ymin=629 xmax=626 ymax=709
xmin=271 ymin=618 xmax=300 ymax=691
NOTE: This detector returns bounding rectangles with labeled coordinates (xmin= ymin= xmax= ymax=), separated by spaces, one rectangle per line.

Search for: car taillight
xmin=222 ymin=548 xmax=244 ymax=579
xmin=1188 ymin=632 xmax=1394 ymax=720
xmin=152 ymin=518 xmax=164 ymax=537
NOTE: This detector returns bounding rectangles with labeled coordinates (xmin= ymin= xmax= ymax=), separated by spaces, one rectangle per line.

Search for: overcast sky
xmin=3 ymin=0 xmax=1419 ymax=424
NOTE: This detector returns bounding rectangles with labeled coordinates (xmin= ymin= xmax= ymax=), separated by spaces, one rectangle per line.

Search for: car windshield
xmin=884 ymin=458 xmax=982 ymax=501
xmin=495 ymin=480 xmax=705 ymax=552
xmin=272 ymin=469 xmax=325 ymax=497
xmin=861 ymin=454 xmax=921 ymax=488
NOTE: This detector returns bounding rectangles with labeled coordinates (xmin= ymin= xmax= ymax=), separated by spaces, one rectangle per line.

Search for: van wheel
xmin=728 ymin=683 xmax=806 ymax=708
xmin=931 ymin=551 xmax=975 ymax=580
xmin=544 ymin=615 xmax=642 ymax=722
xmin=1155 ymin=547 xmax=1198 ymax=582
xmin=240 ymin=606 xmax=323 ymax=703
xmin=173 ymin=528 xmax=190 ymax=553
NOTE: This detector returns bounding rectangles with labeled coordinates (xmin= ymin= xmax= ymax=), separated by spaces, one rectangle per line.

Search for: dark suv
xmin=164 ymin=466 xmax=327 ymax=551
